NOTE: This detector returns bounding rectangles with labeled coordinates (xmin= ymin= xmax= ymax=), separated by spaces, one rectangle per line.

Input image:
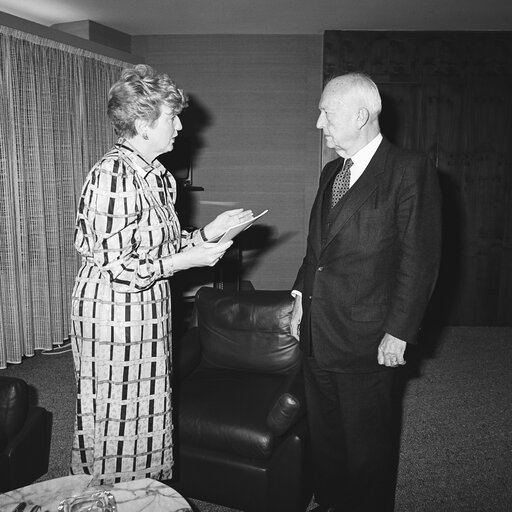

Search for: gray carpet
xmin=2 ymin=326 xmax=511 ymax=511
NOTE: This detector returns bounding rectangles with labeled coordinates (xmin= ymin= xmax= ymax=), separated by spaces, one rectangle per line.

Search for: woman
xmin=70 ymin=64 xmax=252 ymax=485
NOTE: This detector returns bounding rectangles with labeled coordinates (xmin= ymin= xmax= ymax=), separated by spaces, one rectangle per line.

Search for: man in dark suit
xmin=291 ymin=73 xmax=442 ymax=512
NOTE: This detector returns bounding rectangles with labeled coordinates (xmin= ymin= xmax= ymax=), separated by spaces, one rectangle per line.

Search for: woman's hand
xmin=203 ymin=208 xmax=253 ymax=241
xmin=172 ymin=241 xmax=233 ymax=272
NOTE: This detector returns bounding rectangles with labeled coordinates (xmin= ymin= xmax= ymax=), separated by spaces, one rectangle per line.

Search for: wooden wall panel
xmin=323 ymin=31 xmax=512 ymax=326
xmin=132 ymin=35 xmax=322 ymax=290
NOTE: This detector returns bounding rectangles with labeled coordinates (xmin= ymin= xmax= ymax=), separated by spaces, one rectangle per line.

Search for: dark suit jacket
xmin=293 ymin=137 xmax=442 ymax=373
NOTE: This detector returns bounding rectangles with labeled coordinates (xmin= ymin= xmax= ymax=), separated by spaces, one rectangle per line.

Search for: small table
xmin=0 ymin=475 xmax=192 ymax=511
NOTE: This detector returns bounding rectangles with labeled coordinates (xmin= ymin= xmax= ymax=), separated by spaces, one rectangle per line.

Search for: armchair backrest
xmin=195 ymin=287 xmax=300 ymax=374
xmin=0 ymin=376 xmax=29 ymax=450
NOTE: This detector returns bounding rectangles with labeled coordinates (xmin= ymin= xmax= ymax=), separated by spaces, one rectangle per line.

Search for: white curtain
xmin=0 ymin=25 xmax=132 ymax=368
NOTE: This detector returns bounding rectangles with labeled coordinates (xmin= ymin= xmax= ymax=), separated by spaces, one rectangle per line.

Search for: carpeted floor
xmin=2 ymin=326 xmax=511 ymax=511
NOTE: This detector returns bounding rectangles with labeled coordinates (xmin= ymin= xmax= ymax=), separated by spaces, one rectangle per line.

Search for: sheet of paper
xmin=212 ymin=209 xmax=268 ymax=244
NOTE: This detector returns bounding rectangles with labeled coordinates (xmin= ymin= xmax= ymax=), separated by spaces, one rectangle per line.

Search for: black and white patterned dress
xmin=70 ymin=139 xmax=202 ymax=485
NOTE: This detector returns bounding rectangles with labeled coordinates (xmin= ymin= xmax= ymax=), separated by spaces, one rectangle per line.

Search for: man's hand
xmin=378 ymin=332 xmax=407 ymax=367
xmin=290 ymin=294 xmax=303 ymax=340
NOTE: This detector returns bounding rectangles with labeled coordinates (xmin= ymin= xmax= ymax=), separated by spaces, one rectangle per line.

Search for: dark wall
xmin=324 ymin=31 xmax=512 ymax=326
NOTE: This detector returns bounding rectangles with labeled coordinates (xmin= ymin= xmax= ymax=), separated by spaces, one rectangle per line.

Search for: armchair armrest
xmin=0 ymin=406 xmax=51 ymax=492
xmin=266 ymin=360 xmax=306 ymax=436
xmin=175 ymin=327 xmax=201 ymax=382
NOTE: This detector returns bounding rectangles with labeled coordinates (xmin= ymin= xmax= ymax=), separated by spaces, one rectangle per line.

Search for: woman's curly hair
xmin=107 ymin=64 xmax=188 ymax=138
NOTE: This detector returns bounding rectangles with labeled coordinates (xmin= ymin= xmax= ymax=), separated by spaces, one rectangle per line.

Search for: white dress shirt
xmin=347 ymin=132 xmax=383 ymax=188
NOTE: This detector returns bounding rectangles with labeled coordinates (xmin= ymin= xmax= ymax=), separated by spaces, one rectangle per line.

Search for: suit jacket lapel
xmin=310 ymin=157 xmax=343 ymax=255
xmin=322 ymin=139 xmax=391 ymax=251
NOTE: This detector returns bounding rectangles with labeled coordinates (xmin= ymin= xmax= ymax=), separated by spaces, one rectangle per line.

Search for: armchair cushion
xmin=196 ymin=287 xmax=299 ymax=374
xmin=180 ymin=368 xmax=286 ymax=459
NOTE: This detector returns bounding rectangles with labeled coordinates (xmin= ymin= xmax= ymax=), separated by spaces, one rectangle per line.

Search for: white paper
xmin=212 ymin=209 xmax=268 ymax=244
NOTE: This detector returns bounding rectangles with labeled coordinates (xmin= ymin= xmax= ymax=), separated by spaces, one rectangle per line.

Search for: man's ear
xmin=357 ymin=107 xmax=370 ymax=128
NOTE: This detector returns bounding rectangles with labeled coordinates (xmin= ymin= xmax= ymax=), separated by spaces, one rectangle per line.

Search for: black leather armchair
xmin=173 ymin=287 xmax=312 ymax=512
xmin=0 ymin=375 xmax=51 ymax=492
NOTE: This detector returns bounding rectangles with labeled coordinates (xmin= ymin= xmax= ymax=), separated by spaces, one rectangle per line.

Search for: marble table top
xmin=0 ymin=475 xmax=192 ymax=512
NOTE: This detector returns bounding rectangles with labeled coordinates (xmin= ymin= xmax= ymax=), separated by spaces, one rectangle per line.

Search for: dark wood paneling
xmin=323 ymin=31 xmax=512 ymax=326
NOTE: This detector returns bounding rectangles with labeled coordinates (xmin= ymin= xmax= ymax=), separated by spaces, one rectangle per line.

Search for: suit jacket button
xmin=317 ymin=266 xmax=324 ymax=271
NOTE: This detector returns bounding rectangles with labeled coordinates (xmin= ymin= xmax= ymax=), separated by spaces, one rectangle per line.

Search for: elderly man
xmin=291 ymin=73 xmax=442 ymax=511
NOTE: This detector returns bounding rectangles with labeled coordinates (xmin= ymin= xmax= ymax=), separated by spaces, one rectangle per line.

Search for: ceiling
xmin=1 ymin=0 xmax=511 ymax=35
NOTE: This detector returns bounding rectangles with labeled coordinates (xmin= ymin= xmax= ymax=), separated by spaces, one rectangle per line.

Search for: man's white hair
xmin=327 ymin=72 xmax=382 ymax=118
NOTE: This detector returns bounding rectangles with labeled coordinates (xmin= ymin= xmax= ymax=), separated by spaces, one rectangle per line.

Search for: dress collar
xmin=115 ymin=138 xmax=168 ymax=178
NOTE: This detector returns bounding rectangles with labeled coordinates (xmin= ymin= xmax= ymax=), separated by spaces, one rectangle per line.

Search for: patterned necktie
xmin=331 ymin=158 xmax=353 ymax=207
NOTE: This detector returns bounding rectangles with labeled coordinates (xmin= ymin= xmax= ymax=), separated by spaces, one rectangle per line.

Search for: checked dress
xmin=70 ymin=139 xmax=203 ymax=485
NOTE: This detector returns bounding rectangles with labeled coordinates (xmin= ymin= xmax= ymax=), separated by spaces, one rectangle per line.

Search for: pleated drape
xmin=0 ymin=25 xmax=131 ymax=368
